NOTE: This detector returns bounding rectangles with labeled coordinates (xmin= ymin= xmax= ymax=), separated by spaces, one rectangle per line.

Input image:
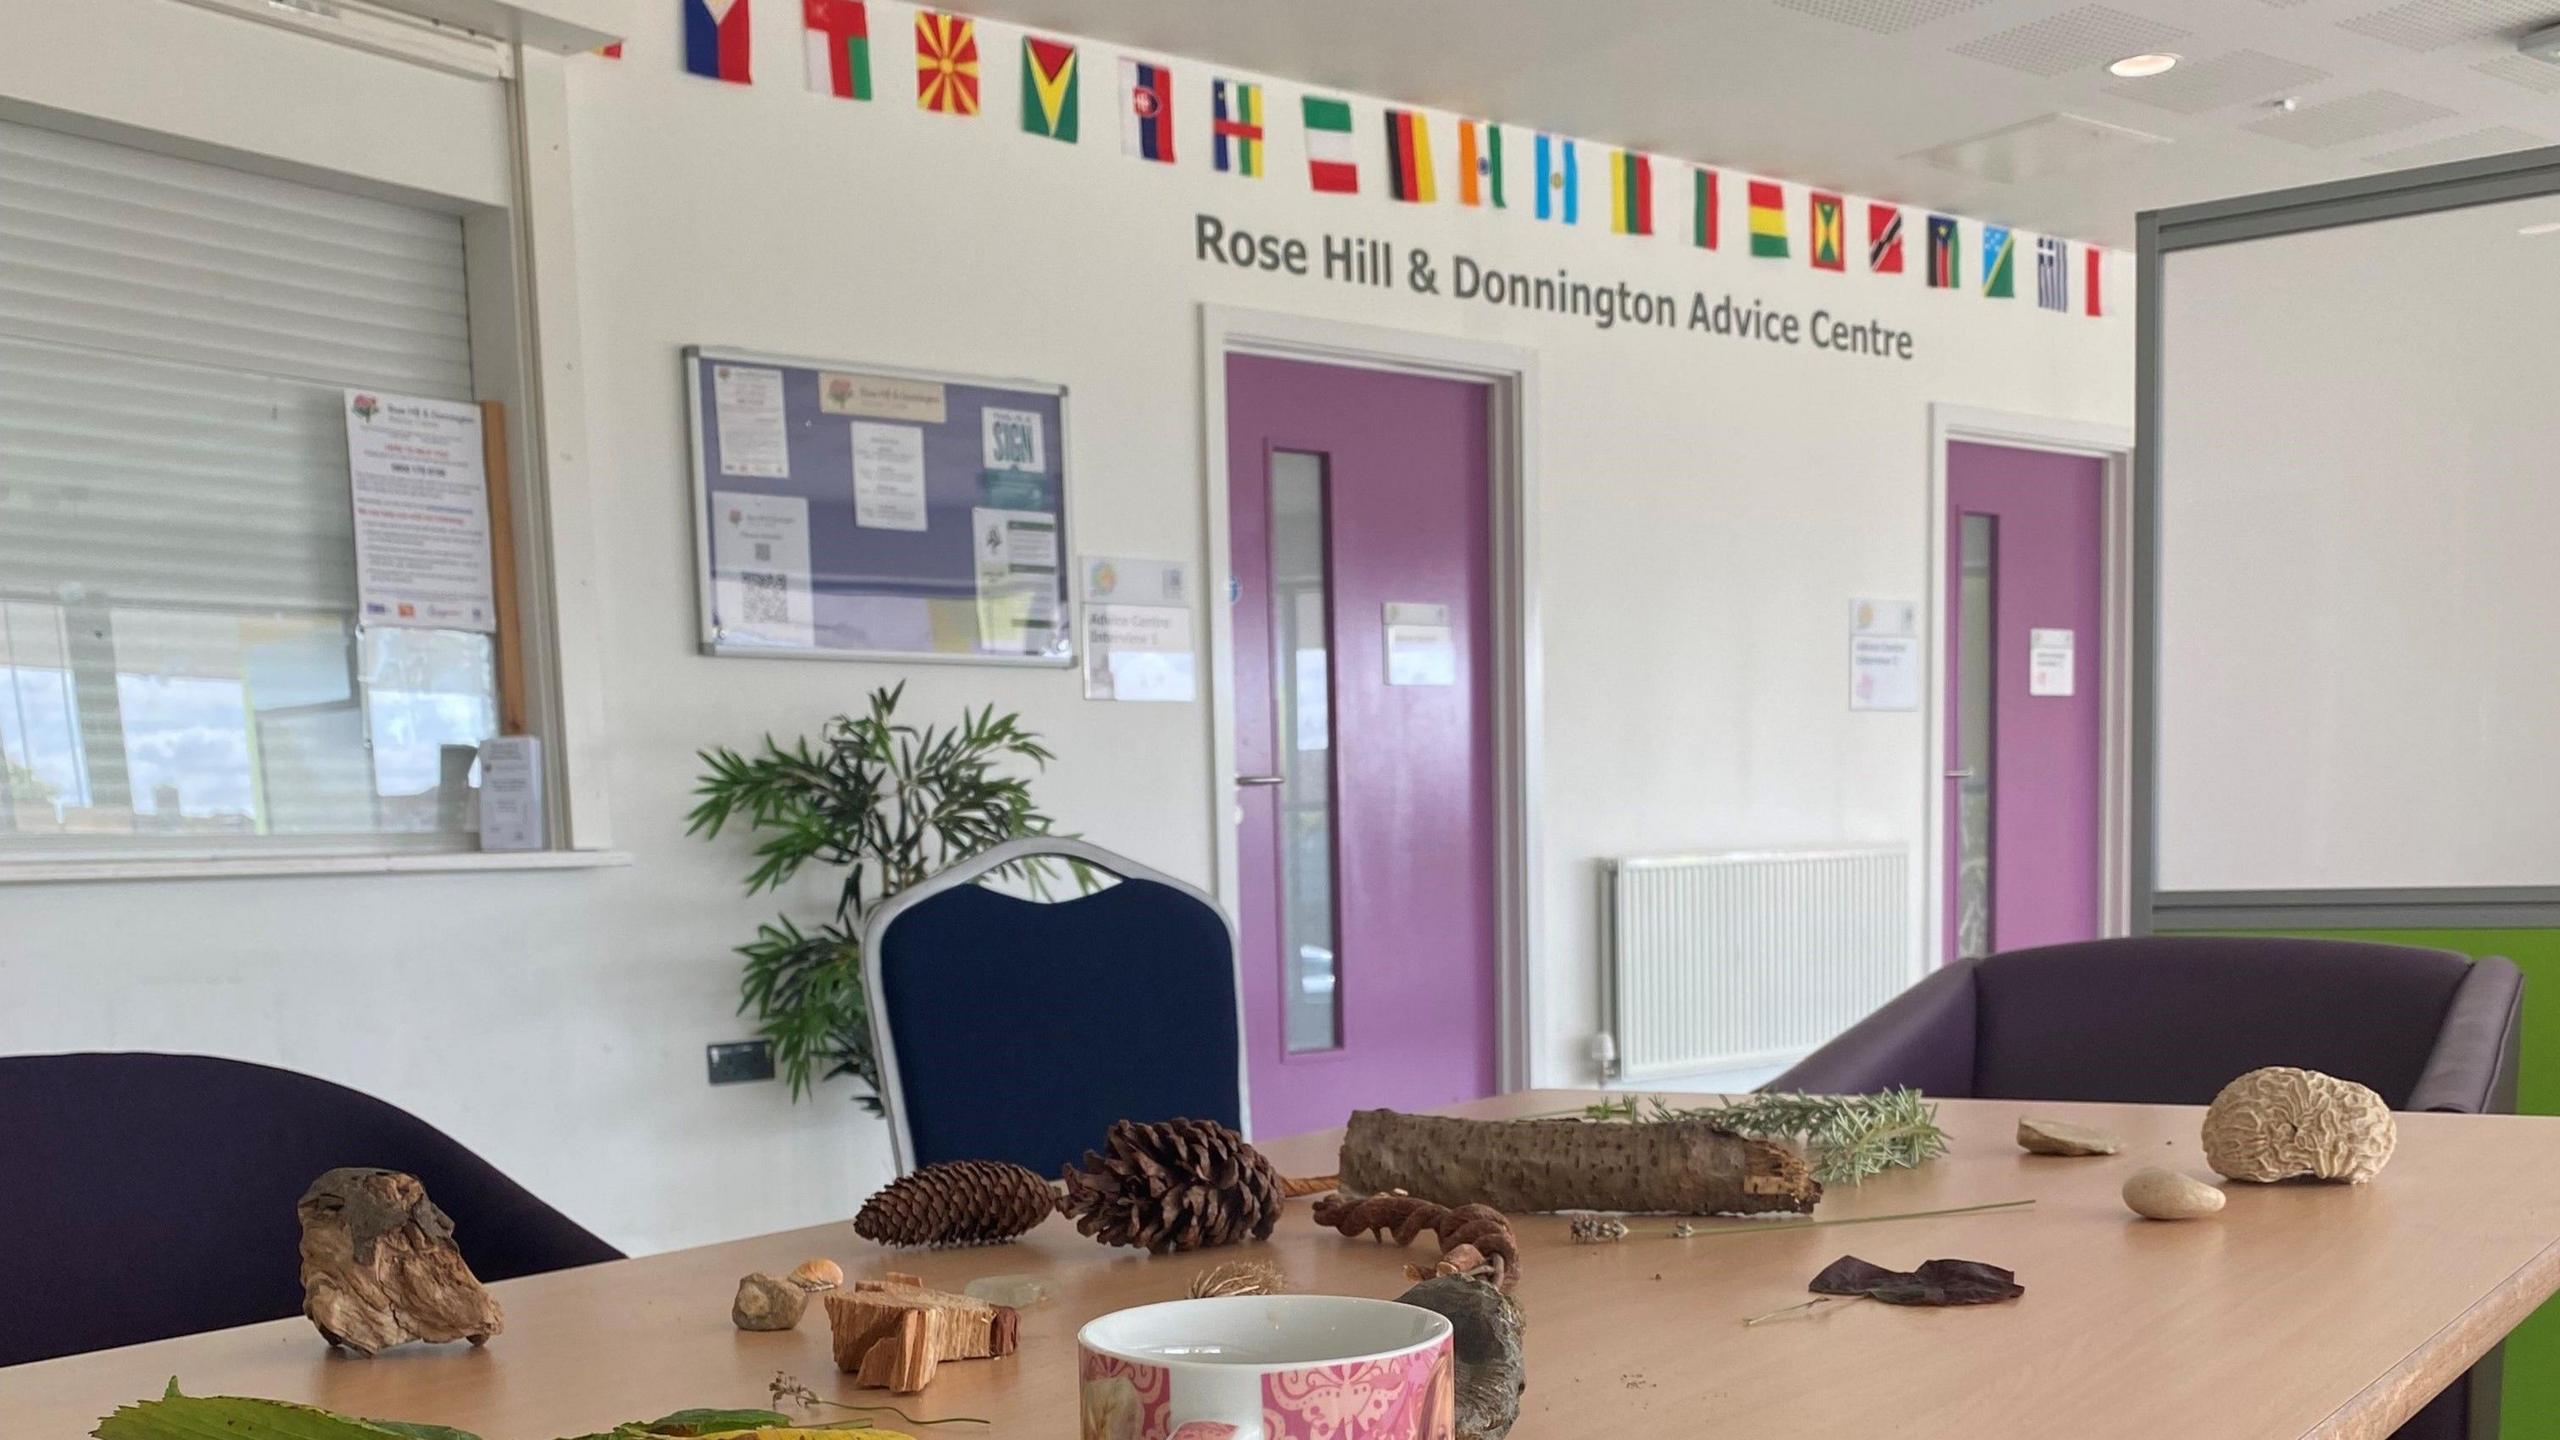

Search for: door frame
xmin=1924 ymin=404 xmax=2136 ymax=966
xmin=1199 ymin=304 xmax=1541 ymax=1098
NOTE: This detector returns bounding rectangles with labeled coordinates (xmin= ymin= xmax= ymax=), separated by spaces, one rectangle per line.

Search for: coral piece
xmin=1337 ymin=1108 xmax=1820 ymax=1215
xmin=2016 ymin=1118 xmax=2122 ymax=1156
xmin=733 ymin=1272 xmax=810 ymax=1330
xmin=789 ymin=1257 xmax=845 ymax=1291
xmin=1397 ymin=1275 xmax=1525 ymax=1440
xmin=824 ymin=1273 xmax=1019 ymax=1394
xmin=1567 ymin=1213 xmax=1631 ymax=1244
xmin=1059 ymin=1118 xmax=1285 ymax=1253
xmin=2202 ymin=1066 xmax=2397 ymax=1184
xmin=1188 ymin=1260 xmax=1287 ymax=1298
xmin=296 ymin=1168 xmax=503 ymax=1356
xmin=2122 ymin=1168 xmax=2225 ymax=1221
xmin=855 ymin=1160 xmax=1058 ymax=1247
xmin=1313 ymin=1192 xmax=1522 ymax=1292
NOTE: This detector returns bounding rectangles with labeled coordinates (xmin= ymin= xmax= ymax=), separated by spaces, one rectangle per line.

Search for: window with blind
xmin=0 ymin=118 xmax=502 ymax=851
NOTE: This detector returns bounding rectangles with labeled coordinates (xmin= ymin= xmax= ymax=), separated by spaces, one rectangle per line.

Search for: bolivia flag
xmin=1692 ymin=167 xmax=1718 ymax=249
xmin=1121 ymin=58 xmax=1172 ymax=161
xmin=802 ymin=0 xmax=868 ymax=99
xmin=1983 ymin=225 xmax=2016 ymax=298
xmin=1385 ymin=110 xmax=1435 ymax=202
xmin=1748 ymin=179 xmax=1787 ymax=258
xmin=1610 ymin=150 xmax=1652 ymax=236
xmin=1810 ymin=191 xmax=1845 ymax=271
xmin=1534 ymin=134 xmax=1577 ymax=224
xmin=1457 ymin=121 xmax=1503 ymax=208
xmin=1304 ymin=95 xmax=1357 ymax=193
xmin=685 ymin=0 xmax=751 ymax=84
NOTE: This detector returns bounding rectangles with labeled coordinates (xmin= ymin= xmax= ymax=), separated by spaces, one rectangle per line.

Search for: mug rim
xmin=1076 ymin=1294 xmax=1454 ymax=1373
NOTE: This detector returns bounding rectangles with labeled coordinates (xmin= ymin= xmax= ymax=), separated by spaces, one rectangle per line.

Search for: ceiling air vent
xmin=1907 ymin=113 xmax=2171 ymax=183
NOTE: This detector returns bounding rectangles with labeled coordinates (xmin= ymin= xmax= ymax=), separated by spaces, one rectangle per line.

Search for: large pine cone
xmin=1058 ymin=1118 xmax=1284 ymax=1253
xmin=854 ymin=1160 xmax=1059 ymax=1247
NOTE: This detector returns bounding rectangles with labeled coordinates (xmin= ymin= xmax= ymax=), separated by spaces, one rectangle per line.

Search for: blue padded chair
xmin=0 ymin=1052 xmax=621 ymax=1367
xmin=863 ymin=838 xmax=1249 ymax=1176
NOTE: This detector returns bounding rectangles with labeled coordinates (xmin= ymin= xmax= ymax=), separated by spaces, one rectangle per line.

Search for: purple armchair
xmin=1767 ymin=935 xmax=2523 ymax=1440
xmin=0 ymin=1052 xmax=622 ymax=1368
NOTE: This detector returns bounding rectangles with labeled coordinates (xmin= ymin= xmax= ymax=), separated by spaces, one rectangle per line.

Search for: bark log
xmin=296 ymin=1168 xmax=503 ymax=1355
xmin=1336 ymin=1109 xmax=1821 ymax=1215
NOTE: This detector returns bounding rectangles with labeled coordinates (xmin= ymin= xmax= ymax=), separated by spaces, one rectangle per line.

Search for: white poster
xmin=477 ymin=735 xmax=544 ymax=852
xmin=981 ymin=406 xmax=1046 ymax=473
xmin=972 ymin=506 xmax=1063 ymax=656
xmin=710 ymin=491 xmax=814 ymax=648
xmin=850 ymin=421 xmax=928 ymax=531
xmin=820 ymin=371 xmax=946 ymax=423
xmin=1849 ymin=597 xmax=1920 ymax=711
xmin=2030 ymin=627 xmax=2077 ymax=697
xmin=1383 ymin=601 xmax=1456 ymax=687
xmin=343 ymin=389 xmax=497 ymax=633
xmin=1083 ymin=603 xmax=1197 ymax=702
xmin=712 ymin=363 xmax=790 ymax=478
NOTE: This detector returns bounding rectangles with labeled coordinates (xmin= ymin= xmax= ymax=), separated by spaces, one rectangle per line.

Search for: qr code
xmin=740 ymin=572 xmax=789 ymax=623
xmin=753 ymin=541 xmax=773 ymax=563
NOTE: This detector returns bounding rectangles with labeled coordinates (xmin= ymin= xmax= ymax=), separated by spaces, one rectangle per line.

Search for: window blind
xmin=0 ymin=117 xmax=473 ymax=615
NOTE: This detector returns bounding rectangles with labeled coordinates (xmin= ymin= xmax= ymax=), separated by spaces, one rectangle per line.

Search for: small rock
xmin=2017 ymin=1117 xmax=2122 ymax=1156
xmin=962 ymin=1273 xmax=1054 ymax=1308
xmin=2122 ymin=1167 xmax=2225 ymax=1221
xmin=731 ymin=1272 xmax=809 ymax=1330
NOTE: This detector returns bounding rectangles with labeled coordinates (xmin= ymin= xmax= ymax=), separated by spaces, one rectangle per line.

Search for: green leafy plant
xmin=689 ymin=683 xmax=1081 ymax=1111
xmin=1587 ymin=1089 xmax=1950 ymax=1185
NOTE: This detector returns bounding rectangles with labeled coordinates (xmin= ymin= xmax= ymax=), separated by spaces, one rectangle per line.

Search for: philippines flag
xmin=1534 ymin=133 xmax=1578 ymax=224
xmin=1122 ymin=59 xmax=1173 ymax=163
xmin=685 ymin=0 xmax=752 ymax=84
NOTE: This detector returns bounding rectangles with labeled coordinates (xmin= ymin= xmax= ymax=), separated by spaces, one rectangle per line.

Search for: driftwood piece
xmin=296 ymin=1168 xmax=503 ymax=1355
xmin=1397 ymin=1275 xmax=1525 ymax=1440
xmin=823 ymin=1272 xmax=1019 ymax=1394
xmin=1337 ymin=1109 xmax=1821 ymax=1216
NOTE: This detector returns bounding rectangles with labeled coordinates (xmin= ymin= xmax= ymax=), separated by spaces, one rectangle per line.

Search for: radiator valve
xmin=1588 ymin=1032 xmax=1619 ymax=1082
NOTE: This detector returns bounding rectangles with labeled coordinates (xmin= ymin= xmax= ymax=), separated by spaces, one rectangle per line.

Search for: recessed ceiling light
xmin=2521 ymin=221 xmax=2560 ymax=237
xmin=2108 ymin=53 xmax=2181 ymax=78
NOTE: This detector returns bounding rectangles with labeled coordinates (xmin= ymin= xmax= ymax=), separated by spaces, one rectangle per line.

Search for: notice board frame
xmin=683 ymin=344 xmax=1075 ymax=668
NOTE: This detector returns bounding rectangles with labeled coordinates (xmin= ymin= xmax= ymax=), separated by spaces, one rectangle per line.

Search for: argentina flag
xmin=1535 ymin=133 xmax=1578 ymax=224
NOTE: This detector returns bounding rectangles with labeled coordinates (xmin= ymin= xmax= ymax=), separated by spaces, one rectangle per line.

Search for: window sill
xmin=0 ymin=849 xmax=634 ymax=885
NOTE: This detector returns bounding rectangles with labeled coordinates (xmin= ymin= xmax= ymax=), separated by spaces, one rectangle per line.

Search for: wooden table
xmin=13 ymin=1092 xmax=2560 ymax=1438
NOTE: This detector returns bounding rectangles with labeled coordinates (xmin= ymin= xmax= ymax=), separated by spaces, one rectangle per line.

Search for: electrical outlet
xmin=706 ymin=1039 xmax=776 ymax=1085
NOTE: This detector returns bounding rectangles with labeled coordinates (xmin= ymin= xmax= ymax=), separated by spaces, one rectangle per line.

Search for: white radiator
xmin=1602 ymin=847 xmax=1914 ymax=1082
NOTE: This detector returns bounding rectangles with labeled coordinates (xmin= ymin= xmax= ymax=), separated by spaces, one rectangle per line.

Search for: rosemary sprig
xmin=1586 ymin=1089 xmax=1951 ymax=1184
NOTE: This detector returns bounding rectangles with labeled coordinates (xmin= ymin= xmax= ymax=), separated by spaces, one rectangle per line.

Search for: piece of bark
xmin=1337 ymin=1109 xmax=1821 ymax=1215
xmin=1397 ymin=1275 xmax=1524 ymax=1440
xmin=824 ymin=1274 xmax=1019 ymax=1394
xmin=296 ymin=1168 xmax=503 ymax=1356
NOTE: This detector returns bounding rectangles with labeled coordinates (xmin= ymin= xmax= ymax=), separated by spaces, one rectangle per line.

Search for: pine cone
xmin=854 ymin=1161 xmax=1058 ymax=1247
xmin=1058 ymin=1118 xmax=1284 ymax=1253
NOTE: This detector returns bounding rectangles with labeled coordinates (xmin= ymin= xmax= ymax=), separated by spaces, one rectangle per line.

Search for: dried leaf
xmin=1808 ymin=1255 xmax=2023 ymax=1307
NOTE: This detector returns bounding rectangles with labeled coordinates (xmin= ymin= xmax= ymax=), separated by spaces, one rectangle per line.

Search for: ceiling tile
xmin=1772 ymin=0 xmax=2000 ymax=34
xmin=2243 ymin=88 xmax=2459 ymax=145
xmin=2337 ymin=0 xmax=2560 ymax=52
xmin=2365 ymin=123 xmax=2549 ymax=166
xmin=2476 ymin=53 xmax=2560 ymax=94
xmin=2108 ymin=49 xmax=2331 ymax=112
xmin=1950 ymin=4 xmax=2193 ymax=77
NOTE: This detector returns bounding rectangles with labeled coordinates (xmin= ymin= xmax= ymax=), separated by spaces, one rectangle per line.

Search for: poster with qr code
xmin=710 ymin=491 xmax=814 ymax=649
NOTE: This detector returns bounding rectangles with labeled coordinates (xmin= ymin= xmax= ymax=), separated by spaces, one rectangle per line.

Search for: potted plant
xmin=688 ymin=683 xmax=1078 ymax=1111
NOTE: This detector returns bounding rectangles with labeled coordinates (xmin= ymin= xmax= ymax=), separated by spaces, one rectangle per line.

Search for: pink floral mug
xmin=1078 ymin=1295 xmax=1455 ymax=1440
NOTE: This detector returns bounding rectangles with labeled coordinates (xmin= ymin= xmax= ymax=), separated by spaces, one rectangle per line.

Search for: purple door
xmin=1944 ymin=441 xmax=2104 ymax=962
xmin=1226 ymin=354 xmax=1498 ymax=1137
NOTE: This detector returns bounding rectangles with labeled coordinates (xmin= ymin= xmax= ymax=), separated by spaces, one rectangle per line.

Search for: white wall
xmin=2157 ymin=192 xmax=2560 ymax=894
xmin=0 ymin=0 xmax=2131 ymax=1255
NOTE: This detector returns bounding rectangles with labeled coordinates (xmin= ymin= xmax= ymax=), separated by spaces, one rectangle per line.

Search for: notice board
xmin=684 ymin=347 xmax=1072 ymax=665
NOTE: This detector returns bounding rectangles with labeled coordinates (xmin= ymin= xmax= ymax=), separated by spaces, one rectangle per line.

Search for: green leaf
xmin=95 ymin=1391 xmax=484 ymax=1440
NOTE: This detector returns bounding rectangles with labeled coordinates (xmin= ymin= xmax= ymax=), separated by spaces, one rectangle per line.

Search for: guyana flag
xmin=1809 ymin=191 xmax=1845 ymax=271
xmin=1748 ymin=179 xmax=1787 ymax=258
xmin=1610 ymin=150 xmax=1652 ymax=236
xmin=1020 ymin=36 xmax=1077 ymax=140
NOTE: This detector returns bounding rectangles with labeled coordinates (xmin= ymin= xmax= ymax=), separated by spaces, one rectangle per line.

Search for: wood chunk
xmin=1336 ymin=1109 xmax=1821 ymax=1215
xmin=2016 ymin=1117 xmax=2123 ymax=1157
xmin=825 ymin=1275 xmax=1019 ymax=1395
xmin=296 ymin=1168 xmax=503 ymax=1356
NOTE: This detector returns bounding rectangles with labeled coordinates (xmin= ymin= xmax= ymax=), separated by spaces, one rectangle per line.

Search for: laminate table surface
xmin=12 ymin=1092 xmax=2560 ymax=1438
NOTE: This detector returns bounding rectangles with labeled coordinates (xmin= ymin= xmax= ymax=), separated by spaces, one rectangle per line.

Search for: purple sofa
xmin=0 ymin=1052 xmax=622 ymax=1368
xmin=1767 ymin=935 xmax=2524 ymax=1440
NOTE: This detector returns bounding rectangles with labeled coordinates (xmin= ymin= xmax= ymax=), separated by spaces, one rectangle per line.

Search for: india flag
xmin=1304 ymin=95 xmax=1357 ymax=194
xmin=1534 ymin=133 xmax=1577 ymax=224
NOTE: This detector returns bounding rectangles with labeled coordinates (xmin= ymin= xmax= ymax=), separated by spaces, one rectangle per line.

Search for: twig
xmin=1743 ymin=1295 xmax=1865 ymax=1327
xmin=1658 ymin=1197 xmax=2034 ymax=1239
xmin=772 ymin=1372 xmax=991 ymax=1427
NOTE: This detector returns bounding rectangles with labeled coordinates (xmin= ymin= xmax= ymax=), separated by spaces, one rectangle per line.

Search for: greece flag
xmin=1534 ymin=133 xmax=1578 ymax=224
xmin=2037 ymin=235 xmax=2069 ymax=312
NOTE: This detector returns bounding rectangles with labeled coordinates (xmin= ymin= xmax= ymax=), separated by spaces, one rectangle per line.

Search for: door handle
xmin=1945 ymin=769 xmax=1978 ymax=781
xmin=1235 ymin=774 xmax=1287 ymax=787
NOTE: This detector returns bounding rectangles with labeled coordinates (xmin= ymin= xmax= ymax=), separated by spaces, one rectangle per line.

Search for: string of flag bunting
xmin=652 ymin=0 xmax=2109 ymax=318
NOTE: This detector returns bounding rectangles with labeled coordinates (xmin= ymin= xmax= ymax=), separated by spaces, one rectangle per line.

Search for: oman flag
xmin=802 ymin=0 xmax=869 ymax=100
xmin=1304 ymin=95 xmax=1357 ymax=194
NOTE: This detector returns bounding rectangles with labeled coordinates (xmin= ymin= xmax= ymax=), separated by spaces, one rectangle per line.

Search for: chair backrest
xmin=1969 ymin=936 xmax=2474 ymax=1106
xmin=864 ymin=838 xmax=1248 ymax=1176
xmin=0 ymin=1051 xmax=621 ymax=1368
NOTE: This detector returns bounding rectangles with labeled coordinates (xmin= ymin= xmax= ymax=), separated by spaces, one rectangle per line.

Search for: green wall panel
xmin=2217 ymin=927 xmax=2560 ymax=1434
